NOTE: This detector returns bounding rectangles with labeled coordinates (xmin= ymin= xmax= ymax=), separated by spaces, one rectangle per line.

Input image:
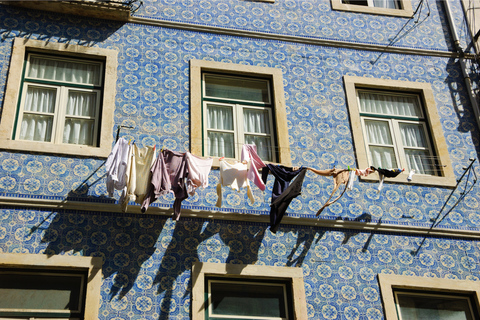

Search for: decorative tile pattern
xmin=0 ymin=2 xmax=479 ymax=319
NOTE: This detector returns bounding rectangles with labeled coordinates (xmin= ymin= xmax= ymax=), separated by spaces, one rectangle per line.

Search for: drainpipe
xmin=444 ymin=0 xmax=480 ymax=133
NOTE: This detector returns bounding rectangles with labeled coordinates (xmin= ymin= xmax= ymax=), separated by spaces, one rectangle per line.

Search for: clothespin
xmin=219 ymin=157 xmax=225 ymax=161
xmin=347 ymin=165 xmax=350 ymax=171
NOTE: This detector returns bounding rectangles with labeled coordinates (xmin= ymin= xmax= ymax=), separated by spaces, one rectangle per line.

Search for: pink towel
xmin=241 ymin=144 xmax=267 ymax=191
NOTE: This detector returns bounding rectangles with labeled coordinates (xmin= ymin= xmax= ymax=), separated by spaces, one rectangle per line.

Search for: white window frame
xmin=190 ymin=60 xmax=292 ymax=167
xmin=343 ymin=76 xmax=456 ymax=187
xmin=191 ymin=262 xmax=307 ymax=320
xmin=206 ymin=278 xmax=291 ymax=320
xmin=378 ymin=274 xmax=480 ymax=320
xmin=331 ymin=0 xmax=413 ymax=17
xmin=0 ymin=38 xmax=117 ymax=158
xmin=0 ymin=253 xmax=103 ymax=320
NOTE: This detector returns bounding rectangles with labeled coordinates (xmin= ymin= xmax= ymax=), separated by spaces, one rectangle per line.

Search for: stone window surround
xmin=191 ymin=262 xmax=307 ymax=320
xmin=343 ymin=75 xmax=456 ymax=187
xmin=378 ymin=273 xmax=480 ymax=319
xmin=331 ymin=0 xmax=413 ymax=17
xmin=190 ymin=59 xmax=292 ymax=167
xmin=0 ymin=37 xmax=117 ymax=158
xmin=0 ymin=253 xmax=103 ymax=319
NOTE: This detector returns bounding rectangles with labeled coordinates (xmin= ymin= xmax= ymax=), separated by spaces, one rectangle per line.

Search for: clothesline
xmin=106 ymin=139 xmax=411 ymax=233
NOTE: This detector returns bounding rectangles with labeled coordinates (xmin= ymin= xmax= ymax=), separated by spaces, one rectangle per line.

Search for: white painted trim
xmin=331 ymin=0 xmax=413 ymax=17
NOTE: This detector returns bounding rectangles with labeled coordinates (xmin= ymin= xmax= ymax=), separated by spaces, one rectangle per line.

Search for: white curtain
xmin=365 ymin=120 xmax=397 ymax=168
xmin=373 ymin=0 xmax=397 ymax=8
xmin=28 ymin=56 xmax=100 ymax=85
xmin=244 ymin=109 xmax=272 ymax=161
xmin=359 ymin=92 xmax=421 ymax=117
xmin=207 ymin=105 xmax=235 ymax=158
xmin=63 ymin=91 xmax=96 ymax=145
xmin=19 ymin=86 xmax=56 ymax=142
xmin=400 ymin=123 xmax=433 ymax=174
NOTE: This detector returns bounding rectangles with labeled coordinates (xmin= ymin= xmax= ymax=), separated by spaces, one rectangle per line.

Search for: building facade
xmin=0 ymin=0 xmax=479 ymax=319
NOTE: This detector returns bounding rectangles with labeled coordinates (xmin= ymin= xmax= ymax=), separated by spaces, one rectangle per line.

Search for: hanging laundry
xmin=241 ymin=144 xmax=266 ymax=191
xmin=407 ymin=169 xmax=415 ymax=181
xmin=216 ymin=159 xmax=253 ymax=207
xmin=269 ymin=168 xmax=307 ymax=233
xmin=141 ymin=151 xmax=171 ymax=213
xmin=309 ymin=168 xmax=350 ymax=216
xmin=105 ymin=137 xmax=130 ymax=197
xmin=346 ymin=170 xmax=356 ymax=191
xmin=355 ymin=167 xmax=375 ymax=177
xmin=133 ymin=144 xmax=156 ymax=204
xmin=186 ymin=152 xmax=213 ymax=196
xmin=120 ymin=144 xmax=135 ymax=212
xmin=163 ymin=149 xmax=189 ymax=220
xmin=370 ymin=166 xmax=404 ymax=192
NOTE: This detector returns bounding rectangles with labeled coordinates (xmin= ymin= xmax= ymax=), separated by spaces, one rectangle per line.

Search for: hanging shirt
xmin=120 ymin=144 xmax=135 ymax=212
xmin=308 ymin=168 xmax=350 ymax=216
xmin=216 ymin=160 xmax=254 ymax=207
xmin=105 ymin=138 xmax=130 ymax=197
xmin=163 ymin=149 xmax=189 ymax=220
xmin=241 ymin=144 xmax=266 ymax=191
xmin=370 ymin=166 xmax=403 ymax=192
xmin=261 ymin=164 xmax=303 ymax=203
xmin=141 ymin=151 xmax=171 ymax=213
xmin=269 ymin=168 xmax=307 ymax=233
xmin=186 ymin=152 xmax=213 ymax=196
xmin=133 ymin=144 xmax=156 ymax=204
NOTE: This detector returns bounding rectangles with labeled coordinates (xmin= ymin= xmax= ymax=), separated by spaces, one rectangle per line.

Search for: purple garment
xmin=141 ymin=151 xmax=172 ymax=213
xmin=262 ymin=164 xmax=304 ymax=232
xmin=163 ymin=149 xmax=189 ymax=220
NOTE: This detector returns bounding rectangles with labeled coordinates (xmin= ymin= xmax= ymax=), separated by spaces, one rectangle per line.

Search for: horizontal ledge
xmin=0 ymin=196 xmax=479 ymax=239
xmin=129 ymin=16 xmax=472 ymax=59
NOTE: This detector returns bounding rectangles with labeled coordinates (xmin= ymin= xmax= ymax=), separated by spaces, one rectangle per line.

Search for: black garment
xmin=270 ymin=168 xmax=307 ymax=233
xmin=262 ymin=164 xmax=304 ymax=233
xmin=370 ymin=166 xmax=403 ymax=178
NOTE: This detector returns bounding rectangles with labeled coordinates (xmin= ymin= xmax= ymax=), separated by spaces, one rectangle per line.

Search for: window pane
xmin=405 ymin=149 xmax=434 ymax=175
xmin=208 ymin=132 xmax=235 ymax=158
xmin=63 ymin=119 xmax=95 ymax=146
xmin=245 ymin=135 xmax=273 ymax=162
xmin=400 ymin=123 xmax=427 ymax=148
xmin=397 ymin=293 xmax=475 ymax=320
xmin=205 ymin=74 xmax=270 ymax=104
xmin=373 ymin=0 xmax=398 ymax=8
xmin=365 ymin=120 xmax=393 ymax=145
xmin=210 ymin=281 xmax=287 ymax=318
xmin=28 ymin=56 xmax=101 ymax=85
xmin=369 ymin=146 xmax=397 ymax=168
xmin=19 ymin=114 xmax=53 ymax=142
xmin=66 ymin=91 xmax=97 ymax=117
xmin=359 ymin=92 xmax=421 ymax=117
xmin=244 ymin=109 xmax=271 ymax=134
xmin=0 ymin=272 xmax=83 ymax=312
xmin=24 ymin=86 xmax=56 ymax=113
xmin=207 ymin=104 xmax=234 ymax=131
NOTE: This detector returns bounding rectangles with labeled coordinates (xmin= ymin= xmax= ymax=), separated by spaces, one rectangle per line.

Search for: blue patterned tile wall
xmin=134 ymin=0 xmax=472 ymax=52
xmin=0 ymin=5 xmax=478 ymax=230
xmin=1 ymin=207 xmax=480 ymax=319
xmin=0 ymin=1 xmax=479 ymax=319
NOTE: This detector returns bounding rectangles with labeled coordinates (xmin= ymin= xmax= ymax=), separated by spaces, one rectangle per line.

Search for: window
xmin=17 ymin=54 xmax=102 ymax=146
xmin=0 ymin=253 xmax=102 ymax=319
xmin=331 ymin=0 xmax=413 ymax=17
xmin=359 ymin=90 xmax=435 ymax=175
xmin=190 ymin=60 xmax=291 ymax=167
xmin=203 ymin=73 xmax=275 ymax=162
xmin=191 ymin=262 xmax=307 ymax=320
xmin=344 ymin=76 xmax=455 ymax=187
xmin=378 ymin=274 xmax=480 ymax=320
xmin=394 ymin=290 xmax=478 ymax=320
xmin=0 ymin=269 xmax=87 ymax=319
xmin=0 ymin=38 xmax=117 ymax=158
xmin=206 ymin=278 xmax=293 ymax=320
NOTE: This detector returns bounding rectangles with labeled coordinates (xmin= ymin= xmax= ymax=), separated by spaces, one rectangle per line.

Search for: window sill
xmin=0 ymin=139 xmax=111 ymax=158
xmin=331 ymin=0 xmax=413 ymax=17
xmin=359 ymin=171 xmax=457 ymax=188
